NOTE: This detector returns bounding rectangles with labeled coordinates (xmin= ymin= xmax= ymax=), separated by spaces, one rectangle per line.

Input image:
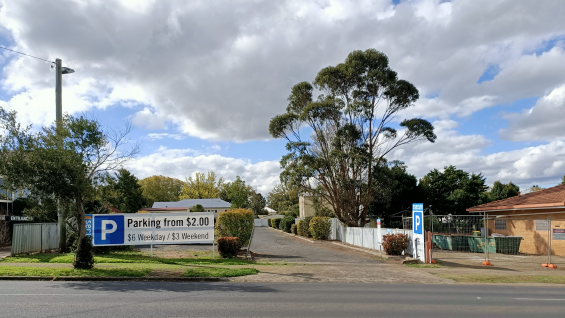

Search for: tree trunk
xmin=75 ymin=196 xmax=86 ymax=239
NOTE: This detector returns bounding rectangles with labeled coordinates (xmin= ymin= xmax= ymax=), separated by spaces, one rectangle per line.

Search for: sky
xmin=0 ymin=0 xmax=564 ymax=195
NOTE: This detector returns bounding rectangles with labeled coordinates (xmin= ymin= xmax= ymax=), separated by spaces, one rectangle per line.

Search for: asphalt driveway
xmin=250 ymin=227 xmax=380 ymax=264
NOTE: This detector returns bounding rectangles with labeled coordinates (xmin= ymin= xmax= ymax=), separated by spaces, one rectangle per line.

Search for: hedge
xmin=280 ymin=215 xmax=295 ymax=233
xmin=291 ymin=224 xmax=297 ymax=235
xmin=299 ymin=217 xmax=313 ymax=237
xmin=217 ymin=237 xmax=239 ymax=258
xmin=215 ymin=209 xmax=254 ymax=248
xmin=296 ymin=220 xmax=304 ymax=236
xmin=272 ymin=218 xmax=281 ymax=229
xmin=309 ymin=217 xmax=331 ymax=240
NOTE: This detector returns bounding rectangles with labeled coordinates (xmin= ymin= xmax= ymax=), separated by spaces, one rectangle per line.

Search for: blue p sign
xmin=412 ymin=203 xmax=423 ymax=235
xmin=94 ymin=215 xmax=124 ymax=245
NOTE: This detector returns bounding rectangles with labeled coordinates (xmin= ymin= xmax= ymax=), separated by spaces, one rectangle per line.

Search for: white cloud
xmin=1 ymin=0 xmax=564 ymax=141
xmin=499 ymin=83 xmax=565 ymax=142
xmin=145 ymin=133 xmax=186 ymax=140
xmin=126 ymin=148 xmax=281 ymax=195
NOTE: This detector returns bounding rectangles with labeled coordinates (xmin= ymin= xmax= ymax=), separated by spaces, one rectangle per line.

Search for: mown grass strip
xmin=0 ymin=266 xmax=151 ymax=277
xmin=182 ymin=267 xmax=259 ymax=278
xmin=436 ymin=274 xmax=565 ymax=284
xmin=1 ymin=252 xmax=253 ymax=265
xmin=405 ymin=263 xmax=443 ymax=268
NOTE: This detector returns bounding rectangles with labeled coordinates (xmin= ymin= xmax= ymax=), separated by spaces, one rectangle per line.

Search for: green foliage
xmin=180 ymin=171 xmax=224 ymax=200
xmin=0 ymin=266 xmax=151 ymax=277
xmin=489 ymin=181 xmax=519 ymax=202
xmin=308 ymin=217 xmax=331 ymax=240
xmin=139 ymin=175 xmax=184 ymax=207
xmin=419 ymin=165 xmax=488 ymax=215
xmin=291 ymin=224 xmax=297 ymax=235
xmin=266 ymin=182 xmax=299 ymax=214
xmin=73 ymin=236 xmax=95 ymax=269
xmin=300 ymin=217 xmax=313 ymax=237
xmin=221 ymin=176 xmax=252 ymax=209
xmin=248 ymin=192 xmax=267 ymax=215
xmin=269 ymin=49 xmax=435 ymax=227
xmin=215 ymin=209 xmax=254 ymax=248
xmin=272 ymin=218 xmax=282 ymax=229
xmin=382 ymin=233 xmax=409 ymax=256
xmin=216 ymin=237 xmax=240 ymax=258
xmin=112 ymin=169 xmax=145 ymax=213
xmin=280 ymin=214 xmax=295 ymax=233
xmin=189 ymin=204 xmax=205 ymax=212
xmin=296 ymin=220 xmax=305 ymax=236
xmin=529 ymin=185 xmax=544 ymax=192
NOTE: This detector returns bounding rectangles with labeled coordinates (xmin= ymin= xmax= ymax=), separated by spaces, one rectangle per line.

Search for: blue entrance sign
xmin=94 ymin=215 xmax=125 ymax=246
xmin=412 ymin=203 xmax=423 ymax=235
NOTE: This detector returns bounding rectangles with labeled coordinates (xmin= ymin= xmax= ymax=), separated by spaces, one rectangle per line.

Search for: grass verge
xmin=406 ymin=263 xmax=443 ymax=268
xmin=436 ymin=274 xmax=565 ymax=284
xmin=1 ymin=252 xmax=253 ymax=266
xmin=182 ymin=267 xmax=259 ymax=278
xmin=0 ymin=266 xmax=151 ymax=277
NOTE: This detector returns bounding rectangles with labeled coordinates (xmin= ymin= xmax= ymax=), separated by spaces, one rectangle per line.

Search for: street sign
xmin=88 ymin=213 xmax=214 ymax=246
xmin=412 ymin=203 xmax=425 ymax=262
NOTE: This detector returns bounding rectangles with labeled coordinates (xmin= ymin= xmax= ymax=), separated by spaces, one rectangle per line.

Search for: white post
xmin=150 ymin=244 xmax=153 ymax=258
xmin=213 ymin=241 xmax=215 ymax=258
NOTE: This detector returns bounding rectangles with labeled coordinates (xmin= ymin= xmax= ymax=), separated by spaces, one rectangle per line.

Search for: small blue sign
xmin=93 ymin=215 xmax=124 ymax=245
xmin=413 ymin=203 xmax=424 ymax=235
xmin=85 ymin=214 xmax=92 ymax=237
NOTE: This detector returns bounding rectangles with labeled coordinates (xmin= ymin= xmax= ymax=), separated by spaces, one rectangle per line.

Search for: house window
xmin=494 ymin=220 xmax=506 ymax=230
xmin=215 ymin=210 xmax=217 ymax=212
xmin=535 ymin=220 xmax=549 ymax=231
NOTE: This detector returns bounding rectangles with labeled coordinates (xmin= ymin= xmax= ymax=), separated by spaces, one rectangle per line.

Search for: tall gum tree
xmin=269 ymin=49 xmax=436 ymax=227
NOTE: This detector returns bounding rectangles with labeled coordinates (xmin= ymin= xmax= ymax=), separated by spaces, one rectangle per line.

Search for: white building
xmin=142 ymin=198 xmax=232 ymax=219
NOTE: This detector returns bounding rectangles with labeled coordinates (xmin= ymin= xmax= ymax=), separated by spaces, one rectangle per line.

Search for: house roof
xmin=140 ymin=207 xmax=188 ymax=211
xmin=467 ymin=184 xmax=565 ymax=212
xmin=152 ymin=198 xmax=231 ymax=209
xmin=109 ymin=206 xmax=123 ymax=213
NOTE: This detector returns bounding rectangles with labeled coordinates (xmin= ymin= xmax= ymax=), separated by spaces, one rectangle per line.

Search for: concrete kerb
xmin=0 ymin=276 xmax=229 ymax=282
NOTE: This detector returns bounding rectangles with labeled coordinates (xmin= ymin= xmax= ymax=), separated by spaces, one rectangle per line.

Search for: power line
xmin=0 ymin=45 xmax=54 ymax=63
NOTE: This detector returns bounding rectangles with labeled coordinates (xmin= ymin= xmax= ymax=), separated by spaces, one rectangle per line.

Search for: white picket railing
xmin=11 ymin=223 xmax=58 ymax=256
xmin=329 ymin=218 xmax=413 ymax=255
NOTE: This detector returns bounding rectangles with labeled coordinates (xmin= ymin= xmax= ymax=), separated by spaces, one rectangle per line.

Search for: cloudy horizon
xmin=1 ymin=0 xmax=564 ymax=194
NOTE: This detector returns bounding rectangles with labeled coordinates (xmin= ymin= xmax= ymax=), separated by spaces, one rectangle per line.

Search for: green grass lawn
xmin=182 ymin=267 xmax=259 ymax=277
xmin=1 ymin=251 xmax=253 ymax=266
xmin=0 ymin=266 xmax=151 ymax=277
xmin=437 ymin=274 xmax=565 ymax=284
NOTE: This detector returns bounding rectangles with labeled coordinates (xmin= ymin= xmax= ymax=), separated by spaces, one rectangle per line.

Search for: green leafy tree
xmin=221 ymin=176 xmax=250 ymax=209
xmin=180 ymin=171 xmax=224 ymax=199
xmin=0 ymin=107 xmax=139 ymax=263
xmin=269 ymin=49 xmax=436 ymax=226
xmin=489 ymin=181 xmax=519 ymax=201
xmin=266 ymin=182 xmax=299 ymax=214
xmin=562 ymin=174 xmax=565 ymax=185
xmin=189 ymin=204 xmax=205 ymax=212
xmin=111 ymin=169 xmax=145 ymax=213
xmin=368 ymin=160 xmax=423 ymax=220
xmin=139 ymin=175 xmax=184 ymax=207
xmin=248 ymin=192 xmax=267 ymax=215
xmin=529 ymin=185 xmax=544 ymax=192
xmin=419 ymin=166 xmax=489 ymax=215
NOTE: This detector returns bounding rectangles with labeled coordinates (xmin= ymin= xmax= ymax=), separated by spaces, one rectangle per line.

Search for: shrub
xmin=309 ymin=217 xmax=331 ymax=240
xmin=217 ymin=237 xmax=239 ymax=258
xmin=73 ymin=236 xmax=95 ymax=269
xmin=291 ymin=224 xmax=297 ymax=235
xmin=272 ymin=218 xmax=281 ymax=229
xmin=269 ymin=219 xmax=274 ymax=227
xmin=382 ymin=233 xmax=409 ymax=256
xmin=300 ymin=217 xmax=313 ymax=237
xmin=215 ymin=209 xmax=254 ymax=248
xmin=296 ymin=220 xmax=304 ymax=236
xmin=280 ymin=215 xmax=295 ymax=233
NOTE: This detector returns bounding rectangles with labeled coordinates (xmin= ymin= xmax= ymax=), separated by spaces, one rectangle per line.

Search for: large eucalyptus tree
xmin=269 ymin=49 xmax=436 ymax=227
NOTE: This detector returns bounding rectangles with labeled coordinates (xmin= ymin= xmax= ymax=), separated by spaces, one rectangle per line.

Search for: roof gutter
xmin=468 ymin=205 xmax=565 ymax=213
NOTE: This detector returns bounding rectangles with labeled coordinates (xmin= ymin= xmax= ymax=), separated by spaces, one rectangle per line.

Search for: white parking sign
xmin=412 ymin=204 xmax=425 ymax=262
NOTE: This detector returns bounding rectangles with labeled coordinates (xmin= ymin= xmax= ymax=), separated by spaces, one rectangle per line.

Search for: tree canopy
xmin=139 ymin=175 xmax=184 ymax=207
xmin=248 ymin=192 xmax=267 ymax=215
xmin=269 ymin=49 xmax=436 ymax=226
xmin=266 ymin=182 xmax=299 ymax=214
xmin=220 ymin=176 xmax=252 ymax=209
xmin=180 ymin=171 xmax=224 ymax=199
xmin=489 ymin=181 xmax=519 ymax=202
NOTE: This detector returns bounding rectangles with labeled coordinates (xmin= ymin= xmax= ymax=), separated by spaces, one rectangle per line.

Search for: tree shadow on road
xmin=56 ymin=281 xmax=279 ymax=294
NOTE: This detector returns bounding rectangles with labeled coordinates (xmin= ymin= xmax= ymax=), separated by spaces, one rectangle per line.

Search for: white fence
xmin=330 ymin=218 xmax=413 ymax=255
xmin=254 ymin=219 xmax=269 ymax=227
xmin=11 ymin=223 xmax=58 ymax=256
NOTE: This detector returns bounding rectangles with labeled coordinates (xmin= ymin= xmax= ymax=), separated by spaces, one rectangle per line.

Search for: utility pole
xmin=55 ymin=58 xmax=74 ymax=253
xmin=55 ymin=58 xmax=66 ymax=253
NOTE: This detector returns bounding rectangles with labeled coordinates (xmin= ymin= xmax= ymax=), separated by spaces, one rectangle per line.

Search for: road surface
xmin=0 ymin=281 xmax=564 ymax=317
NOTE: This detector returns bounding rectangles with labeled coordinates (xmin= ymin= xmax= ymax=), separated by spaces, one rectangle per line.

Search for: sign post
xmin=412 ymin=203 xmax=425 ymax=262
xmin=376 ymin=218 xmax=382 ymax=253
